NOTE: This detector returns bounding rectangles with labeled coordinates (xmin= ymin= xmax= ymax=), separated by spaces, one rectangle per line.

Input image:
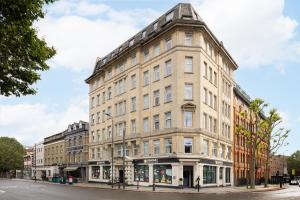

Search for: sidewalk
xmin=11 ymin=179 xmax=287 ymax=194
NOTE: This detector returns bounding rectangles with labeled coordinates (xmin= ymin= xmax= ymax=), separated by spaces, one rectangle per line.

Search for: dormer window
xmin=119 ymin=46 xmax=122 ymax=52
xmin=103 ymin=58 xmax=107 ymax=64
xmin=79 ymin=122 xmax=82 ymax=129
xmin=142 ymin=31 xmax=146 ymax=38
xmin=73 ymin=124 xmax=76 ymax=130
xmin=166 ymin=11 xmax=174 ymax=22
xmin=153 ymin=22 xmax=158 ymax=31
xmin=129 ymin=39 xmax=134 ymax=47
xmin=68 ymin=125 xmax=72 ymax=132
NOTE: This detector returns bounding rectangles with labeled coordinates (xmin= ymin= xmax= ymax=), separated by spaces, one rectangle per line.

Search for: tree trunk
xmin=264 ymin=137 xmax=271 ymax=187
xmin=250 ymin=143 xmax=256 ymax=189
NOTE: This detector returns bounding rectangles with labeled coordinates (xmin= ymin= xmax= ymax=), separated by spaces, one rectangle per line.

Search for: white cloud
xmin=191 ymin=0 xmax=300 ymax=68
xmin=0 ymin=98 xmax=88 ymax=146
xmin=37 ymin=0 xmax=160 ymax=71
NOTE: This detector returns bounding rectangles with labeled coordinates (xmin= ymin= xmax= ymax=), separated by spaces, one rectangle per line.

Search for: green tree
xmin=287 ymin=150 xmax=300 ymax=178
xmin=0 ymin=0 xmax=56 ymax=96
xmin=0 ymin=137 xmax=24 ymax=175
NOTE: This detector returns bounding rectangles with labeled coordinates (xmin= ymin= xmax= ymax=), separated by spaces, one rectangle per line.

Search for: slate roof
xmin=86 ymin=3 xmax=238 ymax=83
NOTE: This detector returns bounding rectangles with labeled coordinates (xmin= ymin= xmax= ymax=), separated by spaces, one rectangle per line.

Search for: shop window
xmin=91 ymin=166 xmax=100 ymax=179
xmin=134 ymin=165 xmax=149 ymax=182
xmin=203 ymin=165 xmax=216 ymax=184
xmin=103 ymin=166 xmax=111 ymax=180
xmin=154 ymin=165 xmax=172 ymax=184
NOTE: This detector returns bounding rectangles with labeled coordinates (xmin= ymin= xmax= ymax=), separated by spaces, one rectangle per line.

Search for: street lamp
xmin=104 ymin=112 xmax=114 ymax=188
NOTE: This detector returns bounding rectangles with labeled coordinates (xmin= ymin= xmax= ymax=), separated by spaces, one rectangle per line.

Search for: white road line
xmin=0 ymin=190 xmax=6 ymax=193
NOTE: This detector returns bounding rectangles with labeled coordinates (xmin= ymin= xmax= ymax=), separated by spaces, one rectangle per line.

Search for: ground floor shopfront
xmin=88 ymin=157 xmax=233 ymax=188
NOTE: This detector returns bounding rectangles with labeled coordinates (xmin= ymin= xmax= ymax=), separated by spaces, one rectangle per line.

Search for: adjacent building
xmin=44 ymin=131 xmax=65 ymax=180
xmin=64 ymin=121 xmax=89 ymax=182
xmin=86 ymin=3 xmax=237 ymax=188
xmin=233 ymin=84 xmax=267 ymax=185
xmin=23 ymin=147 xmax=33 ymax=179
xmin=32 ymin=141 xmax=45 ymax=180
xmin=269 ymin=154 xmax=288 ymax=178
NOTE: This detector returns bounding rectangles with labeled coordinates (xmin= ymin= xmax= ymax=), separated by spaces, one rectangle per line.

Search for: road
xmin=0 ymin=179 xmax=300 ymax=200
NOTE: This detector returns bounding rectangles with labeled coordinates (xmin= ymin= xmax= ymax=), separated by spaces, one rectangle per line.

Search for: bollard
xmin=153 ymin=183 xmax=155 ymax=191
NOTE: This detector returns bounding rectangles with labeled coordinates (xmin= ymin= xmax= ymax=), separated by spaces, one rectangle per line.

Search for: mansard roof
xmin=86 ymin=3 xmax=238 ymax=83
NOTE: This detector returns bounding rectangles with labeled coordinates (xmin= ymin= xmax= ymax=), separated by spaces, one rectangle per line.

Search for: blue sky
xmin=0 ymin=0 xmax=299 ymax=155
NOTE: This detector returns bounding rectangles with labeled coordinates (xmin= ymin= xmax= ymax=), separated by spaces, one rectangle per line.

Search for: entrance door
xmin=119 ymin=170 xmax=124 ymax=183
xmin=183 ymin=166 xmax=194 ymax=188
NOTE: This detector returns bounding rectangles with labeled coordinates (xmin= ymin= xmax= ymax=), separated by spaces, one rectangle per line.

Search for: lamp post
xmin=122 ymin=128 xmax=126 ymax=189
xmin=104 ymin=113 xmax=114 ymax=188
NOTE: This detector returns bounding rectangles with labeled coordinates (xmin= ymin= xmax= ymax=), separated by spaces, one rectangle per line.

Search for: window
xmin=209 ymin=67 xmax=213 ymax=82
xmin=209 ymin=92 xmax=213 ymax=107
xmin=153 ymin=90 xmax=160 ymax=106
xmin=103 ymin=166 xmax=110 ymax=180
xmin=184 ymin=138 xmax=193 ymax=153
xmin=209 ymin=116 xmax=212 ymax=132
xmin=184 ymin=84 xmax=193 ymax=100
xmin=96 ymin=112 xmax=100 ymax=124
xmin=203 ymin=88 xmax=208 ymax=104
xmin=131 ymin=97 xmax=136 ymax=112
xmin=143 ymin=118 xmax=149 ymax=132
xmin=115 ymin=78 xmax=126 ymax=95
xmin=134 ymin=165 xmax=149 ymax=182
xmin=144 ymin=50 xmax=149 ymax=62
xmin=154 ymin=140 xmax=160 ymax=155
xmin=153 ymin=115 xmax=160 ymax=131
xmin=165 ymin=112 xmax=172 ymax=128
xmin=131 ymin=119 xmax=136 ymax=134
xmin=91 ymin=97 xmax=95 ymax=108
xmin=184 ymin=111 xmax=193 ymax=127
xmin=144 ymin=141 xmax=149 ymax=155
xmin=184 ymin=57 xmax=193 ymax=73
xmin=203 ymin=165 xmax=216 ymax=184
xmin=203 ymin=62 xmax=208 ymax=78
xmin=165 ymin=86 xmax=172 ymax=103
xmin=102 ymin=110 xmax=105 ymax=122
xmin=203 ymin=113 xmax=208 ymax=130
xmin=129 ymin=39 xmax=134 ymax=46
xmin=115 ymin=101 xmax=126 ymax=116
xmin=91 ymin=114 xmax=95 ymax=125
xmin=185 ymin=33 xmax=193 ymax=46
xmin=96 ymin=94 xmax=100 ymax=106
xmin=165 ymin=60 xmax=172 ymax=76
xmin=133 ymin=143 xmax=138 ymax=156
xmin=202 ymin=139 xmax=209 ymax=156
xmin=153 ymin=22 xmax=158 ymax=31
xmin=153 ymin=65 xmax=160 ymax=81
xmin=214 ymin=71 xmax=217 ymax=85
xmin=116 ymin=62 xmax=125 ymax=73
xmin=221 ymin=144 xmax=225 ymax=158
xmin=213 ymin=118 xmax=217 ymax=133
xmin=165 ymin=38 xmax=172 ymax=50
xmin=143 ymin=94 xmax=149 ymax=109
xmin=131 ymin=74 xmax=137 ymax=89
xmin=131 ymin=53 xmax=137 ymax=65
xmin=115 ymin=122 xmax=126 ymax=137
xmin=143 ymin=71 xmax=149 ymax=86
xmin=142 ymin=31 xmax=146 ymax=38
xmin=212 ymin=142 xmax=217 ymax=157
xmin=154 ymin=44 xmax=160 ymax=56
xmin=213 ymin=95 xmax=217 ymax=110
xmin=91 ymin=166 xmax=100 ymax=179
xmin=164 ymin=138 xmax=172 ymax=153
xmin=107 ymin=87 xmax=112 ymax=100
xmin=107 ymin=69 xmax=112 ymax=80
xmin=154 ymin=165 xmax=172 ymax=184
xmin=227 ymin=146 xmax=232 ymax=160
xmin=166 ymin=11 xmax=174 ymax=21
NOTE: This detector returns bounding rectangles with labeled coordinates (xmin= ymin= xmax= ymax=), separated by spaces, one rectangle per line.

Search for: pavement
xmin=0 ymin=179 xmax=299 ymax=200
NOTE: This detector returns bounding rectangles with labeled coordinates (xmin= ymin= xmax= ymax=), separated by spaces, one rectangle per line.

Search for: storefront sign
xmin=97 ymin=161 xmax=110 ymax=165
xmin=144 ymin=158 xmax=158 ymax=164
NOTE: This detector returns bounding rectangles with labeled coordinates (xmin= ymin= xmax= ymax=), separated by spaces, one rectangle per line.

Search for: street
xmin=0 ymin=180 xmax=300 ymax=200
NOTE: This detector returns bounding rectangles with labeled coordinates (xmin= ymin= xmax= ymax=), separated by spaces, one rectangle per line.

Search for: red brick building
xmin=233 ymin=84 xmax=267 ymax=186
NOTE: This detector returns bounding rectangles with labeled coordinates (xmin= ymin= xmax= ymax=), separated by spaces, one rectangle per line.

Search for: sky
xmin=0 ymin=0 xmax=299 ymax=155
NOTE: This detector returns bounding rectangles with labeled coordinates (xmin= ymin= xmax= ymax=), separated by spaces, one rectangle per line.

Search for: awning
xmin=63 ymin=167 xmax=79 ymax=172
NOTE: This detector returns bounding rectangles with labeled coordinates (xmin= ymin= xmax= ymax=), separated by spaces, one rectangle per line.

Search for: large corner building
xmin=86 ymin=3 xmax=238 ymax=188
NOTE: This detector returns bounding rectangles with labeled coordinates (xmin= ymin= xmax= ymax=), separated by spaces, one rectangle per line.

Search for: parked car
xmin=290 ymin=180 xmax=299 ymax=185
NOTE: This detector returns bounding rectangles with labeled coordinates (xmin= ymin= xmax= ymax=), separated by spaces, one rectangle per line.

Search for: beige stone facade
xmin=86 ymin=3 xmax=237 ymax=188
xmin=44 ymin=132 xmax=65 ymax=178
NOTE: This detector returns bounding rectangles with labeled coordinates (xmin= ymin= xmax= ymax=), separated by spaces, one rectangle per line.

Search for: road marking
xmin=0 ymin=190 xmax=6 ymax=193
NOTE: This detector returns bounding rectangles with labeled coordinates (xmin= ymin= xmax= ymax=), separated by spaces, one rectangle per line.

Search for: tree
xmin=0 ymin=0 xmax=56 ymax=97
xmin=236 ymin=98 xmax=268 ymax=189
xmin=287 ymin=150 xmax=300 ymax=178
xmin=0 ymin=137 xmax=24 ymax=176
xmin=261 ymin=109 xmax=289 ymax=187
